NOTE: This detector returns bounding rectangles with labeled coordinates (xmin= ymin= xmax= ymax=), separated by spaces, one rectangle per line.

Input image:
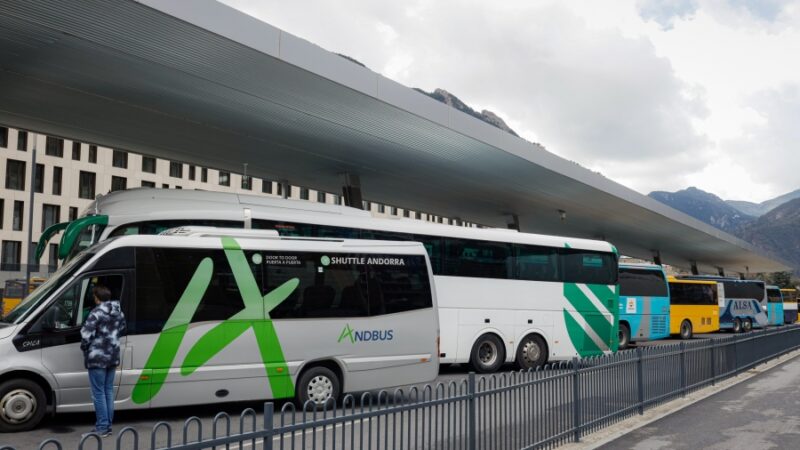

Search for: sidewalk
xmin=597 ymin=355 xmax=800 ymax=450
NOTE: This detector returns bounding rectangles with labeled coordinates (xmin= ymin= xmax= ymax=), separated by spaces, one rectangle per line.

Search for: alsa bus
xmin=667 ymin=277 xmax=720 ymax=339
xmin=766 ymin=286 xmax=785 ymax=326
xmin=0 ymin=228 xmax=439 ymax=431
xmin=678 ymin=276 xmax=767 ymax=333
xmin=781 ymin=288 xmax=798 ymax=324
xmin=617 ymin=264 xmax=670 ymax=349
xmin=38 ymin=188 xmax=620 ymax=372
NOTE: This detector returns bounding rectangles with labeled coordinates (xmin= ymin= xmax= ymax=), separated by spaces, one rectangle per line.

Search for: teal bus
xmin=766 ymin=285 xmax=785 ymax=326
xmin=617 ymin=264 xmax=670 ymax=349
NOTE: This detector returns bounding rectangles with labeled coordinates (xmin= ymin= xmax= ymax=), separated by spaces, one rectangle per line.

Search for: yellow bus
xmin=781 ymin=288 xmax=798 ymax=324
xmin=668 ymin=276 xmax=720 ymax=339
xmin=1 ymin=278 xmax=46 ymax=318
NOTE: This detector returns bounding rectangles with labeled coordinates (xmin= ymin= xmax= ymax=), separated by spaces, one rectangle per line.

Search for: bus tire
xmin=0 ymin=378 xmax=47 ymax=432
xmin=516 ymin=334 xmax=548 ymax=370
xmin=618 ymin=323 xmax=631 ymax=350
xmin=469 ymin=334 xmax=505 ymax=373
xmin=679 ymin=320 xmax=693 ymax=340
xmin=743 ymin=318 xmax=753 ymax=332
xmin=733 ymin=318 xmax=742 ymax=333
xmin=295 ymin=366 xmax=341 ymax=408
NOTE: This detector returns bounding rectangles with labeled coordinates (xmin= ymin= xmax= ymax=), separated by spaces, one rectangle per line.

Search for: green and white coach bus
xmin=39 ymin=189 xmax=619 ymax=374
xmin=0 ymin=228 xmax=438 ymax=431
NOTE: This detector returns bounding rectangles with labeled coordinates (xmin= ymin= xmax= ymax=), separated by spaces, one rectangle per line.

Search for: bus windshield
xmin=0 ymin=251 xmax=93 ymax=325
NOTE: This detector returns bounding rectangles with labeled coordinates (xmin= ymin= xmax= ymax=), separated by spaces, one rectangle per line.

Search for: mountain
xmin=648 ymin=187 xmax=755 ymax=235
xmin=413 ymin=88 xmax=519 ymax=137
xmin=727 ymin=189 xmax=800 ymax=217
xmin=741 ymin=198 xmax=800 ymax=270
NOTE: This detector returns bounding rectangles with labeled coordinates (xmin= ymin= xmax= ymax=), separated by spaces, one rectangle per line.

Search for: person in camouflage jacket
xmin=80 ymin=285 xmax=126 ymax=437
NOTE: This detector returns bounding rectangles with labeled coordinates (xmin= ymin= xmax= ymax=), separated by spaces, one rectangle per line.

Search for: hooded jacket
xmin=80 ymin=300 xmax=127 ymax=369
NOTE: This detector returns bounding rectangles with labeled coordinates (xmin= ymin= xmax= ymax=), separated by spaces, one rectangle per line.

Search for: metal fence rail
xmin=8 ymin=325 xmax=800 ymax=450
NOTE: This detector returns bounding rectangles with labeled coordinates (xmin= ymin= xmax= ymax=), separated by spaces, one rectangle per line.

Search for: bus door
xmin=32 ymin=272 xmax=128 ymax=409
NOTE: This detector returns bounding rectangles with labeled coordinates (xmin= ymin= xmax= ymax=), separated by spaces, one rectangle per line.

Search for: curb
xmin=558 ymin=347 xmax=800 ymax=450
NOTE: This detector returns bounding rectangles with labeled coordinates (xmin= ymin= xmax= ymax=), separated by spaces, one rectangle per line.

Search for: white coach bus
xmin=39 ymin=189 xmax=619 ymax=374
xmin=1 ymin=229 xmax=438 ymax=431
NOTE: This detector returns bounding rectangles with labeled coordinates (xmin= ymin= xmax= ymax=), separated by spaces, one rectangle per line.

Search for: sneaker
xmin=80 ymin=429 xmax=100 ymax=439
xmin=101 ymin=429 xmax=113 ymax=438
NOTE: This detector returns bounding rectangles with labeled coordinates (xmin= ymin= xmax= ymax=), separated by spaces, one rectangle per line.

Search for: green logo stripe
xmin=338 ymin=324 xmax=355 ymax=343
xmin=254 ymin=321 xmax=294 ymax=398
xmin=180 ymin=320 xmax=252 ymax=376
xmin=563 ymin=284 xmax=613 ymax=342
xmin=563 ymin=309 xmax=604 ymax=357
xmin=585 ymin=284 xmax=616 ymax=314
xmin=131 ymin=258 xmax=214 ymax=404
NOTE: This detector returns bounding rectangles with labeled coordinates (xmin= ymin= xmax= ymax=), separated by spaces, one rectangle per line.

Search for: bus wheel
xmin=516 ymin=334 xmax=548 ymax=370
xmin=470 ymin=334 xmax=505 ymax=373
xmin=743 ymin=318 xmax=753 ymax=332
xmin=733 ymin=318 xmax=742 ymax=333
xmin=679 ymin=320 xmax=693 ymax=340
xmin=618 ymin=323 xmax=631 ymax=350
xmin=296 ymin=366 xmax=341 ymax=408
xmin=0 ymin=379 xmax=47 ymax=432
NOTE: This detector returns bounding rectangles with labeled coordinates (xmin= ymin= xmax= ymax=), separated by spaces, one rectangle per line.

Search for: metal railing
xmin=7 ymin=325 xmax=800 ymax=450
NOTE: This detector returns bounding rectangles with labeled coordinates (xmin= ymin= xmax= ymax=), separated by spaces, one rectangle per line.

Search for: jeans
xmin=88 ymin=367 xmax=116 ymax=432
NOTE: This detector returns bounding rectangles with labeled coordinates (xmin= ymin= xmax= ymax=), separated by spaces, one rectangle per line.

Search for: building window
xmin=72 ymin=142 xmax=81 ymax=160
xmin=111 ymin=176 xmax=127 ymax=192
xmin=300 ymin=187 xmax=309 ymax=200
xmin=261 ymin=179 xmax=272 ymax=194
xmin=415 ymin=212 xmax=422 ymax=220
xmin=317 ymin=191 xmax=326 ymax=203
xmin=241 ymin=175 xmax=252 ymax=190
xmin=0 ymin=127 xmax=8 ymax=148
xmin=52 ymin=166 xmax=62 ymax=196
xmin=5 ymin=159 xmax=26 ymax=191
xmin=17 ymin=131 xmax=27 ymax=151
xmin=48 ymin=243 xmax=59 ymax=271
xmin=0 ymin=199 xmax=3 ymax=229
xmin=201 ymin=167 xmax=208 ymax=183
xmin=276 ymin=183 xmax=283 ymax=197
xmin=1 ymin=241 xmax=21 ymax=271
xmin=141 ymin=156 xmax=156 ymax=173
xmin=162 ymin=183 xmax=169 ymax=189
xmin=377 ymin=204 xmax=385 ymax=214
xmin=403 ymin=209 xmax=410 ymax=218
xmin=391 ymin=207 xmax=398 ymax=216
xmin=141 ymin=180 xmax=155 ymax=188
xmin=218 ymin=171 xmax=230 ymax=186
xmin=13 ymin=201 xmax=23 ymax=231
xmin=333 ymin=194 xmax=342 ymax=205
xmin=112 ymin=150 xmax=128 ymax=169
xmin=78 ymin=171 xmax=96 ymax=199
xmin=188 ymin=165 xmax=196 ymax=180
xmin=45 ymin=136 xmax=64 ymax=157
xmin=88 ymin=145 xmax=97 ymax=163
xmin=34 ymin=163 xmax=44 ymax=193
xmin=169 ymin=161 xmax=183 ymax=178
xmin=69 ymin=207 xmax=78 ymax=221
xmin=42 ymin=204 xmax=60 ymax=232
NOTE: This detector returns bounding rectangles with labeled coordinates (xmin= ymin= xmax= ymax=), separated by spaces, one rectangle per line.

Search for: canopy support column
xmin=691 ymin=261 xmax=699 ymax=275
xmin=341 ymin=173 xmax=364 ymax=209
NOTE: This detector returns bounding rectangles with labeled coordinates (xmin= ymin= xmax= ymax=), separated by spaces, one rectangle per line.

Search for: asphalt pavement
xmin=598 ymin=351 xmax=800 ymax=450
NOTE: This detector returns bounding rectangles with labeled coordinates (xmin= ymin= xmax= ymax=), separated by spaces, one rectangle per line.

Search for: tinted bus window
xmin=132 ymin=247 xmax=256 ymax=334
xmin=516 ymin=245 xmax=559 ymax=282
xmin=560 ymin=250 xmax=617 ymax=285
xmin=669 ymin=283 xmax=716 ymax=305
xmin=723 ymin=281 xmax=765 ymax=300
xmin=767 ymin=289 xmax=783 ymax=304
xmin=368 ymin=255 xmax=433 ymax=314
xmin=442 ymin=238 xmax=512 ymax=279
xmin=620 ymin=268 xmax=668 ymax=297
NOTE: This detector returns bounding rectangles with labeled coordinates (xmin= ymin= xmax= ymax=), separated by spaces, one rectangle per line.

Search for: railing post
xmin=264 ymin=402 xmax=274 ymax=450
xmin=710 ymin=341 xmax=717 ymax=386
xmin=636 ymin=347 xmax=645 ymax=414
xmin=572 ymin=357 xmax=581 ymax=442
xmin=679 ymin=342 xmax=686 ymax=397
xmin=734 ymin=334 xmax=740 ymax=374
xmin=468 ymin=371 xmax=477 ymax=450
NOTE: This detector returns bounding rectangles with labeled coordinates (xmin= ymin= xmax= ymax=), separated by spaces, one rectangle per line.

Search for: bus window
xmin=620 ymin=268 xmax=668 ymax=297
xmin=560 ymin=250 xmax=617 ymax=285
xmin=515 ymin=245 xmax=559 ymax=282
xmin=442 ymin=238 xmax=512 ymax=279
xmin=368 ymin=255 xmax=432 ymax=315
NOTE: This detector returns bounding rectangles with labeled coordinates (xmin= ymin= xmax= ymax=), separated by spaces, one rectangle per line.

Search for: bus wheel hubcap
xmin=1 ymin=389 xmax=36 ymax=423
xmin=307 ymin=376 xmax=333 ymax=404
xmin=522 ymin=340 xmax=540 ymax=364
xmin=479 ymin=341 xmax=498 ymax=366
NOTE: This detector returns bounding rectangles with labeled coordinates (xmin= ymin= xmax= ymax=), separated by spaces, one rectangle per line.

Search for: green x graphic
xmin=131 ymin=237 xmax=299 ymax=404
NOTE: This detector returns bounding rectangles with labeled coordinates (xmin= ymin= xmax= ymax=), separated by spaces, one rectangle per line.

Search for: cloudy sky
xmin=221 ymin=0 xmax=800 ymax=203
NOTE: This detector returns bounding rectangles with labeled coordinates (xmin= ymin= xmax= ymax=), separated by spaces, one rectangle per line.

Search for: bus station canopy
xmin=0 ymin=0 xmax=789 ymax=274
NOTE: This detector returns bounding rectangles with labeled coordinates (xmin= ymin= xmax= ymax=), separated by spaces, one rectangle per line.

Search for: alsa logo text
xmin=338 ymin=324 xmax=394 ymax=343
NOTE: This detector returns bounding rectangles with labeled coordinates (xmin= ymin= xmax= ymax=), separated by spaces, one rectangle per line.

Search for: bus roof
xmin=84 ymin=189 xmax=617 ymax=253
xmin=619 ymin=263 xmax=662 ymax=270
